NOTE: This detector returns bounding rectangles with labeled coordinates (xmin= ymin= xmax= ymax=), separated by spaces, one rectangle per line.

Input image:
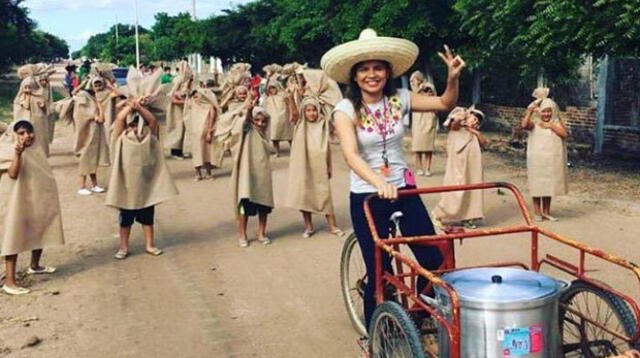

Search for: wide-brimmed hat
xmin=321 ymin=29 xmax=419 ymax=84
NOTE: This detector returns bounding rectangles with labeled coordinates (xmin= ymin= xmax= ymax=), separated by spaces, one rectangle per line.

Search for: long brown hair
xmin=346 ymin=60 xmax=397 ymax=116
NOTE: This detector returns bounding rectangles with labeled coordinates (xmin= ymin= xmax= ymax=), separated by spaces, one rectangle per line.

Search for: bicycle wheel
xmin=369 ymin=301 xmax=427 ymax=358
xmin=560 ymin=280 xmax=639 ymax=358
xmin=341 ymin=233 xmax=368 ymax=336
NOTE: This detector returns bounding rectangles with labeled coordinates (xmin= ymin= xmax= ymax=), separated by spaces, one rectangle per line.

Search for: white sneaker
xmin=91 ymin=186 xmax=106 ymax=193
xmin=416 ymin=170 xmax=425 ymax=176
xmin=77 ymin=188 xmax=92 ymax=196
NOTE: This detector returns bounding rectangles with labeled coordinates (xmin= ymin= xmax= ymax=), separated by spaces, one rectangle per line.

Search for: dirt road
xmin=0 ymin=123 xmax=638 ymax=357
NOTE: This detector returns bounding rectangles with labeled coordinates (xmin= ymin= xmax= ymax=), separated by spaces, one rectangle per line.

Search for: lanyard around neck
xmin=362 ymin=97 xmax=391 ymax=169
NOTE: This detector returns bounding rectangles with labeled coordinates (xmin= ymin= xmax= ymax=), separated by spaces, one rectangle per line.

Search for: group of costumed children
xmin=0 ymin=57 xmax=569 ymax=294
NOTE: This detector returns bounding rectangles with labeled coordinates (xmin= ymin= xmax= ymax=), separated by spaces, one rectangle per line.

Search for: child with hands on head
xmin=521 ymin=88 xmax=569 ymax=222
xmin=231 ymin=98 xmax=275 ymax=248
xmin=433 ymin=106 xmax=487 ymax=229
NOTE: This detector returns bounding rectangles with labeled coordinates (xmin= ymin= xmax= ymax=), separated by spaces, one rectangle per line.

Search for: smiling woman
xmin=321 ymin=28 xmax=466 ymax=330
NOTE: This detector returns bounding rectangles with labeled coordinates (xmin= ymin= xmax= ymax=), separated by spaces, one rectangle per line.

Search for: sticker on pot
xmin=501 ymin=325 xmax=544 ymax=356
xmin=502 ymin=327 xmax=531 ymax=356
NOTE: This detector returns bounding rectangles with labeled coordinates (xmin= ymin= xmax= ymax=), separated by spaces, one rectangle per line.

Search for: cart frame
xmin=364 ymin=182 xmax=640 ymax=358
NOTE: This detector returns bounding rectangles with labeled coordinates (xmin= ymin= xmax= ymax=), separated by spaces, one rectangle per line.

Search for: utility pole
xmin=192 ymin=0 xmax=196 ymax=20
xmin=134 ymin=0 xmax=140 ymax=69
xmin=115 ymin=16 xmax=119 ymax=64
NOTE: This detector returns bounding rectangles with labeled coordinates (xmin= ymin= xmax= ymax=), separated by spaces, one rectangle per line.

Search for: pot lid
xmin=441 ymin=268 xmax=560 ymax=303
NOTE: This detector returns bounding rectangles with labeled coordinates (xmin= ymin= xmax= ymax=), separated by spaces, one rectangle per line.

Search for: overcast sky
xmin=24 ymin=0 xmax=253 ymax=53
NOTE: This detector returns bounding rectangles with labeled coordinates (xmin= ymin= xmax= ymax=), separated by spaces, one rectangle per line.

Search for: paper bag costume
xmin=0 ymin=121 xmax=65 ymax=256
xmin=409 ymin=71 xmax=437 ymax=152
xmin=526 ymin=91 xmax=568 ymax=197
xmin=286 ymin=98 xmax=334 ymax=215
xmin=230 ymin=107 xmax=274 ymax=215
xmin=105 ymin=72 xmax=178 ymax=210
xmin=434 ymin=107 xmax=484 ymax=222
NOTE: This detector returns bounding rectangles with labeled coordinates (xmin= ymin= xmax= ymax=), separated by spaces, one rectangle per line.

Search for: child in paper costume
xmin=521 ymin=88 xmax=569 ymax=222
xmin=105 ymin=71 xmax=178 ymax=260
xmin=213 ymin=86 xmax=251 ymax=167
xmin=58 ymin=74 xmax=114 ymax=195
xmin=184 ymin=86 xmax=219 ymax=180
xmin=0 ymin=120 xmax=65 ymax=295
xmin=264 ymin=80 xmax=292 ymax=156
xmin=410 ymin=71 xmax=438 ymax=176
xmin=231 ymin=105 xmax=274 ymax=248
xmin=286 ymin=97 xmax=344 ymax=238
xmin=165 ymin=61 xmax=194 ymax=159
xmin=13 ymin=65 xmax=54 ymax=157
xmin=433 ymin=106 xmax=487 ymax=229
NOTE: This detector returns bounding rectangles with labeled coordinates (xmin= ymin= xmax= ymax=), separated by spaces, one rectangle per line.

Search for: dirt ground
xmin=0 ymin=120 xmax=638 ymax=357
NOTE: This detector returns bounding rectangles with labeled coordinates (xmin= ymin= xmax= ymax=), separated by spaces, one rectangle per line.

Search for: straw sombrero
xmin=321 ymin=29 xmax=419 ymax=84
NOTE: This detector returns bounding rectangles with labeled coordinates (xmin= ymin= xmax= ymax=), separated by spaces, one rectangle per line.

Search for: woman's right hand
xmin=375 ymin=179 xmax=398 ymax=200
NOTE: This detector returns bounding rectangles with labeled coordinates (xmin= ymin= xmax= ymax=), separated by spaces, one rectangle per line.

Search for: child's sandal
xmin=330 ymin=228 xmax=345 ymax=237
xmin=238 ymin=238 xmax=249 ymax=248
xmin=146 ymin=247 xmax=163 ymax=256
xmin=26 ymin=266 xmax=56 ymax=275
xmin=114 ymin=249 xmax=128 ymax=260
xmin=258 ymin=236 xmax=272 ymax=245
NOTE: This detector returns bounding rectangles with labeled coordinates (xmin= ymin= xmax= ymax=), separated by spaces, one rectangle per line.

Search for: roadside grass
xmin=0 ymin=79 xmax=18 ymax=123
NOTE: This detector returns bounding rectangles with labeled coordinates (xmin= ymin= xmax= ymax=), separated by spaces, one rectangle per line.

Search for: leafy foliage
xmin=0 ymin=0 xmax=69 ymax=70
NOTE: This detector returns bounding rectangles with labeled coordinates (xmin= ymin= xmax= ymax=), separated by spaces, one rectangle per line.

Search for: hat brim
xmin=321 ymin=37 xmax=419 ymax=84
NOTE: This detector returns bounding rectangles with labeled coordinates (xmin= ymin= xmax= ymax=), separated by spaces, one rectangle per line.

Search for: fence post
xmin=594 ymin=55 xmax=611 ymax=154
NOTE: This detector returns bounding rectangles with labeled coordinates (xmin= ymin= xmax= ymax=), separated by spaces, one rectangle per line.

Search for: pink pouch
xmin=403 ymin=169 xmax=416 ymax=186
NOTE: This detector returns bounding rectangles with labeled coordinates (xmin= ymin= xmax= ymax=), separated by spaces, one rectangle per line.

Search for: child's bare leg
xmin=326 ymin=214 xmax=340 ymax=230
xmin=258 ymin=212 xmax=268 ymax=239
xmin=415 ymin=153 xmax=422 ymax=172
xmin=425 ymin=151 xmax=433 ymax=173
xmin=237 ymin=215 xmax=248 ymax=241
xmin=142 ymin=225 xmax=157 ymax=252
xmin=4 ymin=255 xmax=18 ymax=288
xmin=532 ymin=197 xmax=542 ymax=217
xmin=542 ymin=197 xmax=552 ymax=215
xmin=89 ymin=173 xmax=98 ymax=187
xmin=29 ymin=249 xmax=44 ymax=270
xmin=205 ymin=163 xmax=213 ymax=177
xmin=79 ymin=175 xmax=87 ymax=189
xmin=194 ymin=167 xmax=203 ymax=180
xmin=302 ymin=211 xmax=313 ymax=232
xmin=119 ymin=226 xmax=132 ymax=252
xmin=273 ymin=141 xmax=280 ymax=156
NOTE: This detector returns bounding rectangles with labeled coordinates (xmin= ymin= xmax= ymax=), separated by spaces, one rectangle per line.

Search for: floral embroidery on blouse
xmin=357 ymin=95 xmax=403 ymax=134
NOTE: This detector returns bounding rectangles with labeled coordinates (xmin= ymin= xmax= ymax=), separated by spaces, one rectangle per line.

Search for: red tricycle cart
xmin=340 ymin=182 xmax=640 ymax=358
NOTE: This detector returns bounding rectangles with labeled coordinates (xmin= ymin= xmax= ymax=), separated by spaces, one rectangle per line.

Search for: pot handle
xmin=557 ymin=279 xmax=571 ymax=294
xmin=420 ymin=294 xmax=451 ymax=315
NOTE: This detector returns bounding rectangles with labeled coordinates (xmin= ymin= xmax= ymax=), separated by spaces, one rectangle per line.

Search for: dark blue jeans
xmin=350 ymin=186 xmax=443 ymax=330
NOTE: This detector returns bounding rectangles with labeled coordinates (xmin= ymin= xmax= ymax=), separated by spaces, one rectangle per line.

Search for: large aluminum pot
xmin=432 ymin=268 xmax=569 ymax=358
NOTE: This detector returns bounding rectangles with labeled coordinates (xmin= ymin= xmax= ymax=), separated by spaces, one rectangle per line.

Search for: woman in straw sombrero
xmin=322 ymin=28 xmax=465 ymax=328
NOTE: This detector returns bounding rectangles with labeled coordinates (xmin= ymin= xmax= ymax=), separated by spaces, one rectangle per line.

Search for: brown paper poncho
xmin=300 ymin=69 xmax=343 ymax=119
xmin=13 ymin=77 xmax=51 ymax=157
xmin=213 ymin=89 xmax=248 ymax=167
xmin=265 ymin=81 xmax=292 ymax=141
xmin=165 ymin=61 xmax=193 ymax=153
xmin=184 ymin=88 xmax=220 ymax=168
xmin=286 ymin=98 xmax=334 ymax=215
xmin=0 ymin=121 xmax=64 ymax=256
xmin=105 ymin=71 xmax=178 ymax=210
xmin=230 ymin=107 xmax=274 ymax=215
xmin=434 ymin=108 xmax=484 ymax=222
xmin=410 ymin=71 xmax=437 ymax=152
xmin=526 ymin=96 xmax=568 ymax=197
xmin=105 ymin=124 xmax=178 ymax=210
xmin=70 ymin=81 xmax=112 ymax=175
